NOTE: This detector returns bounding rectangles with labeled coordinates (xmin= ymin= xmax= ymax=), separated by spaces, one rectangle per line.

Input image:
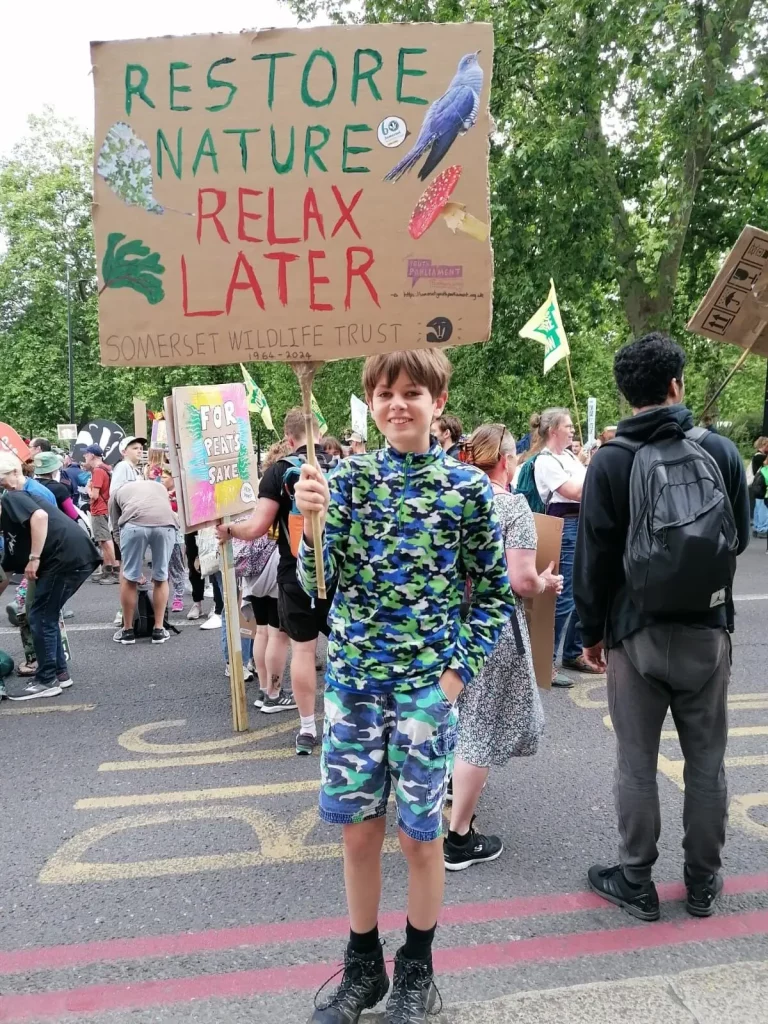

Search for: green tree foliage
xmin=284 ymin=0 xmax=768 ymax=435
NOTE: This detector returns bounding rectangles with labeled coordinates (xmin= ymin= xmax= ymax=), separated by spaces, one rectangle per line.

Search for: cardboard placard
xmin=350 ymin=394 xmax=368 ymax=440
xmin=162 ymin=394 xmax=189 ymax=533
xmin=91 ymin=23 xmax=494 ymax=368
xmin=524 ymin=512 xmax=563 ymax=691
xmin=171 ymin=382 xmax=257 ymax=528
xmin=133 ymin=398 xmax=147 ymax=439
xmin=688 ymin=225 xmax=768 ymax=355
xmin=0 ymin=423 xmax=29 ymax=462
xmin=150 ymin=417 xmax=169 ymax=450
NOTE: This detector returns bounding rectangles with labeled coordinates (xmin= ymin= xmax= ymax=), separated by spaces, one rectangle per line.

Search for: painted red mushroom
xmin=408 ymin=165 xmax=489 ymax=242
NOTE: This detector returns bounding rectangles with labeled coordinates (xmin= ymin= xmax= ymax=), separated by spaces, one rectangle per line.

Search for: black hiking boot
xmin=385 ymin=949 xmax=441 ymax=1023
xmin=309 ymin=945 xmax=389 ymax=1023
xmin=684 ymin=867 xmax=724 ymax=917
xmin=588 ymin=863 xmax=660 ymax=921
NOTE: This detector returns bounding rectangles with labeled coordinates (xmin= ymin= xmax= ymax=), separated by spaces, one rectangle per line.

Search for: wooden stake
xmin=565 ymin=356 xmax=584 ymax=445
xmin=700 ymin=331 xmax=763 ymax=421
xmin=220 ymin=519 xmax=249 ymax=733
xmin=293 ymin=362 xmax=327 ymax=600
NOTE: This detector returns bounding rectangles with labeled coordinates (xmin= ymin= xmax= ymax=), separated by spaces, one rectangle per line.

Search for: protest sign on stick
xmin=170 ymin=382 xmax=256 ymax=731
xmin=91 ymin=23 xmax=494 ymax=367
xmin=688 ymin=225 xmax=768 ymax=418
xmin=93 ymin=22 xmax=496 ymax=727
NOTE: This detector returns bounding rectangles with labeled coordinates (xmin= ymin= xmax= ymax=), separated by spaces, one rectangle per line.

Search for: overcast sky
xmin=0 ymin=0 xmax=322 ymax=155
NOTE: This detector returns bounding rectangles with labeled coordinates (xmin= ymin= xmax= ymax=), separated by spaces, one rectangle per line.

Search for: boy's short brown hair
xmin=362 ymin=350 xmax=452 ymax=401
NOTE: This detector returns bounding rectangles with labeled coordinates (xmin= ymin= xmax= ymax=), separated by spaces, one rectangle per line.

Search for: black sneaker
xmin=385 ymin=949 xmax=440 ymax=1023
xmin=152 ymin=627 xmax=171 ymax=644
xmin=7 ymin=682 xmax=63 ymax=701
xmin=113 ymin=628 xmax=136 ymax=645
xmin=309 ymin=945 xmax=389 ymax=1023
xmin=444 ymin=822 xmax=503 ymax=871
xmin=296 ymin=731 xmax=318 ymax=755
xmin=253 ymin=689 xmax=267 ymax=709
xmin=684 ymin=868 xmax=723 ymax=918
xmin=262 ymin=691 xmax=299 ymax=714
xmin=587 ymin=863 xmax=660 ymax=921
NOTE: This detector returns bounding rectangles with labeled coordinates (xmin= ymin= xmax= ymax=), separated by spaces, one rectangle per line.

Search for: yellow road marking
xmin=574 ymin=685 xmax=768 ymax=713
xmin=99 ymin=747 xmax=297 ymax=770
xmin=724 ymin=754 xmax=768 ymax=769
xmin=729 ymin=793 xmax=768 ymax=840
xmin=602 ymin=715 xmax=768 ymax=741
xmin=39 ymin=806 xmax=400 ymax=883
xmin=117 ymin=718 xmax=297 ymax=754
xmin=0 ymin=703 xmax=95 ymax=716
xmin=76 ymin=780 xmax=321 ymax=809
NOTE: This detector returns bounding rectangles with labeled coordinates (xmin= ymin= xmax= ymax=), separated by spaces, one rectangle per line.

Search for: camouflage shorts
xmin=320 ymin=683 xmax=459 ymax=842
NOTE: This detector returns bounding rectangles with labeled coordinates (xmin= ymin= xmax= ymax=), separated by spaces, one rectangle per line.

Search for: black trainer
xmin=113 ymin=627 xmax=136 ymax=645
xmin=684 ymin=868 xmax=723 ymax=918
xmin=309 ymin=945 xmax=389 ymax=1023
xmin=588 ymin=863 xmax=660 ymax=921
xmin=444 ymin=822 xmax=503 ymax=871
xmin=385 ymin=949 xmax=440 ymax=1023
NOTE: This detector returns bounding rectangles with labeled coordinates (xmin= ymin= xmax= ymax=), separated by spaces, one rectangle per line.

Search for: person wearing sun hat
xmin=34 ymin=452 xmax=79 ymax=520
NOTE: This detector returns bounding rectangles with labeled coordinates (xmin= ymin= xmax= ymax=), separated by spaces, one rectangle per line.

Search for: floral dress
xmin=456 ymin=491 xmax=544 ymax=766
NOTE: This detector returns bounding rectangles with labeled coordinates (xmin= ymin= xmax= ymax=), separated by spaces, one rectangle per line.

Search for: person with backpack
xmin=0 ymin=453 xmax=101 ymax=699
xmin=574 ymin=332 xmax=749 ymax=922
xmin=215 ymin=408 xmax=335 ymax=755
xmin=525 ymin=408 xmax=594 ymax=684
xmin=750 ymin=437 xmax=768 ymax=537
xmin=750 ymin=445 xmax=768 ymax=546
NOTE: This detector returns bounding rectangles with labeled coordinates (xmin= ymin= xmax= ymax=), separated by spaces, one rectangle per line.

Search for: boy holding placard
xmin=295 ymin=350 xmax=513 ymax=1023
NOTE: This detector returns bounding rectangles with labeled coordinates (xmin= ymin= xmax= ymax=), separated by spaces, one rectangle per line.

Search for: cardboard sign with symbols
xmin=91 ymin=23 xmax=494 ymax=368
xmin=688 ymin=225 xmax=768 ymax=355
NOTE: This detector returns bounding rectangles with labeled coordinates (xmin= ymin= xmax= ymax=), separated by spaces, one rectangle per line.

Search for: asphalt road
xmin=1 ymin=540 xmax=767 ymax=1023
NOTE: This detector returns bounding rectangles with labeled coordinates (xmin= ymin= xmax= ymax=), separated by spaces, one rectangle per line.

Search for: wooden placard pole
xmin=699 ymin=325 xmax=766 ymax=422
xmin=220 ymin=517 xmax=249 ymax=732
xmin=293 ymin=362 xmax=327 ymax=600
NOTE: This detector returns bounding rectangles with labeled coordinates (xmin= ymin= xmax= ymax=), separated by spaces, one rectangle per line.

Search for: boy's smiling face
xmin=369 ymin=370 xmax=447 ymax=454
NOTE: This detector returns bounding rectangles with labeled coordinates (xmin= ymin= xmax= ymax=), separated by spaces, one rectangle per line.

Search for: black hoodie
xmin=574 ymin=404 xmax=750 ymax=649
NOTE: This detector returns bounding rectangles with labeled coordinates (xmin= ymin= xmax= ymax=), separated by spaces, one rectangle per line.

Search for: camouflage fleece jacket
xmin=297 ymin=442 xmax=514 ymax=694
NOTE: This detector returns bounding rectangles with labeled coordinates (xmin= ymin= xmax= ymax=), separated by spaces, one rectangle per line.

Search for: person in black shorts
xmin=217 ymin=410 xmax=335 ymax=754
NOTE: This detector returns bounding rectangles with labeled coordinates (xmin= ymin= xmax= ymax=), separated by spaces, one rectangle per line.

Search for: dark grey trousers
xmin=607 ymin=624 xmax=730 ymax=883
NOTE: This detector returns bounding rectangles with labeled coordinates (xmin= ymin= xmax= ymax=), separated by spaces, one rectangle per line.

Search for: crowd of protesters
xmin=0 ymin=332 xmax=758 ymax=1023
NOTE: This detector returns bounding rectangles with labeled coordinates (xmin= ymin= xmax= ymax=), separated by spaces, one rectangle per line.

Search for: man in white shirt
xmin=533 ymin=408 xmax=596 ymax=683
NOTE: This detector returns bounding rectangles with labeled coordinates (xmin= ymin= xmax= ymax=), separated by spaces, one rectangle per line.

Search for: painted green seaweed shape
xmin=100 ymin=232 xmax=165 ymax=305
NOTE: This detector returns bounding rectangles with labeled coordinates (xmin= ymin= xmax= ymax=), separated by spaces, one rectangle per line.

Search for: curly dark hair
xmin=614 ymin=333 xmax=686 ymax=408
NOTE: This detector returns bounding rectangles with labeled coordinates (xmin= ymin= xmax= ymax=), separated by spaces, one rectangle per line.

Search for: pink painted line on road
xmin=1 ymin=871 xmax=766 ymax=979
xmin=1 ymin=908 xmax=767 ymax=1022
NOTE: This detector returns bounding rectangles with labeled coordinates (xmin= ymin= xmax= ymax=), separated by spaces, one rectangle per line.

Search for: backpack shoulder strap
xmin=606 ymin=437 xmax=642 ymax=455
xmin=685 ymin=427 xmax=709 ymax=445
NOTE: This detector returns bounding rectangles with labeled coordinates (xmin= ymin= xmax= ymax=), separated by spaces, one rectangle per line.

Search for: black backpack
xmin=611 ymin=426 xmax=739 ymax=615
xmin=133 ymin=589 xmax=180 ymax=638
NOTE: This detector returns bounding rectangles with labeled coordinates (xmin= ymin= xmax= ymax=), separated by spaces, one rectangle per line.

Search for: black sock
xmin=348 ymin=925 xmax=380 ymax=956
xmin=402 ymin=920 xmax=436 ymax=963
xmin=447 ymin=828 xmax=471 ymax=847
